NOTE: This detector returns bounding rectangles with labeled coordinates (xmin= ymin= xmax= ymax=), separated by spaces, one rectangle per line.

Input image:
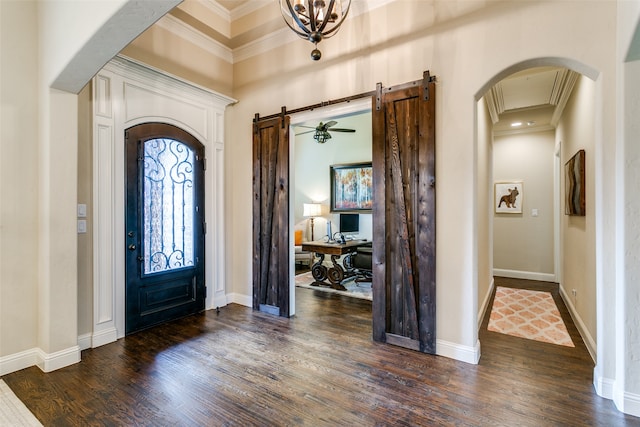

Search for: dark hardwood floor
xmin=3 ymin=278 xmax=638 ymax=426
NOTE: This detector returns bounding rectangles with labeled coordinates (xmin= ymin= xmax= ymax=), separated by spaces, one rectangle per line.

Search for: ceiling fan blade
xmin=295 ymin=130 xmax=315 ymax=136
xmin=329 ymin=128 xmax=356 ymax=133
xmin=296 ymin=125 xmax=317 ymax=129
xmin=324 ymin=120 xmax=338 ymax=128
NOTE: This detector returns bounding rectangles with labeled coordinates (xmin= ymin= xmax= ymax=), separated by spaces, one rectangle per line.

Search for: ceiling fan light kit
xmin=280 ymin=0 xmax=352 ymax=61
xmin=295 ymin=120 xmax=356 ymax=143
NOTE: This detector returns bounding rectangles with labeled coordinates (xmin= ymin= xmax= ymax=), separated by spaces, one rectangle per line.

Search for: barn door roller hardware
xmin=376 ymin=71 xmax=437 ymax=111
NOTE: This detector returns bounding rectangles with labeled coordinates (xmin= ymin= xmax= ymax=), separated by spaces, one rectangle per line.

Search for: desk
xmin=301 ymin=240 xmax=370 ymax=290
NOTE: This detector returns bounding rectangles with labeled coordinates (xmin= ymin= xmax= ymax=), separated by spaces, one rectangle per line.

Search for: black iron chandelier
xmin=279 ymin=0 xmax=352 ymax=61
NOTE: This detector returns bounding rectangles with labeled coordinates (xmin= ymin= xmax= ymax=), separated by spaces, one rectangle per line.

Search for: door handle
xmin=128 ymin=244 xmax=136 ymax=251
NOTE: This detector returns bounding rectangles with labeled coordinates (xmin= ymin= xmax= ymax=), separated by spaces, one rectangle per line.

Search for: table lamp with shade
xmin=303 ymin=203 xmax=322 ymax=241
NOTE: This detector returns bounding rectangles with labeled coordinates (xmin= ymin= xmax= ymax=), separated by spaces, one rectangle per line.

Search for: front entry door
xmin=125 ymin=123 xmax=206 ymax=335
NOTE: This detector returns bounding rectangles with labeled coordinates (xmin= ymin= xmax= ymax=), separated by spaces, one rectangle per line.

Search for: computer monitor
xmin=339 ymin=213 xmax=359 ymax=234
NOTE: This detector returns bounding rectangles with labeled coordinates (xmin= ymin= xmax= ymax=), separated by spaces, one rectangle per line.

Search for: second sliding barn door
xmin=372 ymin=72 xmax=437 ymax=353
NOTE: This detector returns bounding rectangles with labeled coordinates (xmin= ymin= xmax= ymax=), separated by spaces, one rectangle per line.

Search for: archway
xmin=474 ymin=56 xmax=602 ymax=381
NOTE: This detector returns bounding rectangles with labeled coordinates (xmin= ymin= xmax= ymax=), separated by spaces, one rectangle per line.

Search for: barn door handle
xmin=128 ymin=244 xmax=136 ymax=251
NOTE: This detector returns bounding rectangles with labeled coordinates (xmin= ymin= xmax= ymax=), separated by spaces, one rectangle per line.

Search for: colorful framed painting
xmin=495 ymin=181 xmax=523 ymax=214
xmin=330 ymin=162 xmax=373 ymax=212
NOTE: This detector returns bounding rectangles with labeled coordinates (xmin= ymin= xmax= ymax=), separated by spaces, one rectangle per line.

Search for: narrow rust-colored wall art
xmin=565 ymin=149 xmax=586 ymax=216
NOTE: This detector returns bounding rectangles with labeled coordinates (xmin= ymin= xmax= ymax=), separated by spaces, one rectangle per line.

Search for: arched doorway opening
xmin=474 ymin=57 xmax=601 ymax=367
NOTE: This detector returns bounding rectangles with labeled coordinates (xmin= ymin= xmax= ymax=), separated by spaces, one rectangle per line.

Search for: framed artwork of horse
xmin=495 ymin=181 xmax=523 ymax=214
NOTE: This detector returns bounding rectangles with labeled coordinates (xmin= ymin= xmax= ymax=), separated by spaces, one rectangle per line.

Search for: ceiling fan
xmin=295 ymin=120 xmax=356 ymax=143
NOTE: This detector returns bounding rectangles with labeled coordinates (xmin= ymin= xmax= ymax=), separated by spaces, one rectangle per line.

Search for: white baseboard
xmin=226 ymin=292 xmax=252 ymax=308
xmin=0 ymin=348 xmax=39 ymax=376
xmin=78 ymin=333 xmax=92 ymax=351
xmin=493 ymin=268 xmax=555 ymax=282
xmin=437 ymin=339 xmax=481 ymax=364
xmin=595 ymin=367 xmax=640 ymax=417
xmin=1 ymin=345 xmax=81 ymax=376
xmin=211 ymin=294 xmax=229 ymax=311
xmin=622 ymin=391 xmax=640 ymax=418
xmin=91 ymin=327 xmax=118 ymax=348
xmin=478 ymin=278 xmax=495 ymax=330
xmin=36 ymin=346 xmax=81 ymax=373
xmin=594 ymin=371 xmax=615 ymax=400
xmin=614 ymin=387 xmax=640 ymax=418
xmin=559 ymin=285 xmax=596 ymax=362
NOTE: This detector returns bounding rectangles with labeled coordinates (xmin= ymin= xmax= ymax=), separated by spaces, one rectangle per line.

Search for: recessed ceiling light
xmin=511 ymin=122 xmax=522 ymax=127
xmin=527 ymin=121 xmax=536 ymax=126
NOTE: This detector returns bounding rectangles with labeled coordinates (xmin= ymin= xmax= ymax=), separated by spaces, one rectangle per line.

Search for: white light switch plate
xmin=77 ymin=204 xmax=87 ymax=218
xmin=77 ymin=219 xmax=87 ymax=233
xmin=531 ymin=208 xmax=539 ymax=217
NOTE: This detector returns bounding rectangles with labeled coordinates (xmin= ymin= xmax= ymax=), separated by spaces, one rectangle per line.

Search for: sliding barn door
xmin=253 ymin=115 xmax=291 ymax=316
xmin=372 ymin=72 xmax=436 ymax=353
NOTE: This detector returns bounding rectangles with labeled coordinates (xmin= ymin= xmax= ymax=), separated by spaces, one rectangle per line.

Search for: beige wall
xmin=621 ymin=58 xmax=640 ymax=404
xmin=556 ymin=75 xmax=597 ymax=345
xmin=4 ymin=2 xmax=640 ymax=411
xmin=226 ymin=0 xmax=618 ymax=354
xmin=617 ymin=0 xmax=640 ymax=404
xmin=121 ymin=25 xmax=234 ymax=96
xmin=493 ymin=130 xmax=555 ymax=276
xmin=0 ymin=0 xmax=638 ymax=414
xmin=476 ymin=99 xmax=493 ymax=327
xmin=38 ymin=0 xmax=128 ymax=87
xmin=39 ymin=88 xmax=79 ymax=358
xmin=2 ymin=0 xmax=83 ymax=367
xmin=1 ymin=0 xmax=178 ymax=369
xmin=0 ymin=0 xmax=40 ymax=356
xmin=77 ymin=83 xmax=93 ymax=337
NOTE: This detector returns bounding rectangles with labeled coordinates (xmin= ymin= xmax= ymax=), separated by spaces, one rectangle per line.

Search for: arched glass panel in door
xmin=143 ymin=138 xmax=195 ymax=275
xmin=125 ymin=122 xmax=205 ymax=335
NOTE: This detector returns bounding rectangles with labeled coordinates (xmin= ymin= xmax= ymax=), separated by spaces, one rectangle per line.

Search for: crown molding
xmin=484 ymin=83 xmax=504 ymax=124
xmin=157 ymin=0 xmax=398 ymax=64
xmin=156 ymin=14 xmax=233 ymax=64
xmin=493 ymin=124 xmax=555 ymax=137
xmin=111 ymin=54 xmax=237 ymax=105
xmin=204 ymin=0 xmax=231 ymax=21
xmin=229 ymin=0 xmax=272 ymax=21
xmin=233 ymin=26 xmax=298 ymax=63
xmin=232 ymin=0 xmax=396 ymax=63
xmin=550 ymin=69 xmax=579 ymax=127
xmin=201 ymin=0 xmax=231 ymax=38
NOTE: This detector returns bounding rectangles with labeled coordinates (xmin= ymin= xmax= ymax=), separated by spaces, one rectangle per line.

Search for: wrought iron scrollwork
xmin=143 ymin=138 xmax=195 ymax=274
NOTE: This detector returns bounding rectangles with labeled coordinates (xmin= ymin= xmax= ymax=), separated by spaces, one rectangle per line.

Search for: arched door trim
xmin=90 ymin=56 xmax=235 ymax=348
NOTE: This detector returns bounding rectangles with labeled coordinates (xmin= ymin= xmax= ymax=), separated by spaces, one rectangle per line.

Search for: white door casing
xmin=91 ymin=56 xmax=235 ymax=345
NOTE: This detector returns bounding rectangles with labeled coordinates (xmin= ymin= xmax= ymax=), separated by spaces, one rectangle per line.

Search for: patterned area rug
xmin=0 ymin=380 xmax=42 ymax=426
xmin=488 ymin=286 xmax=574 ymax=347
xmin=295 ymin=271 xmax=372 ymax=301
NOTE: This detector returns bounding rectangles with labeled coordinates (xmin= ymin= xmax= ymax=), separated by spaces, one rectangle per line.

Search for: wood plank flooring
xmin=3 ymin=278 xmax=638 ymax=426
